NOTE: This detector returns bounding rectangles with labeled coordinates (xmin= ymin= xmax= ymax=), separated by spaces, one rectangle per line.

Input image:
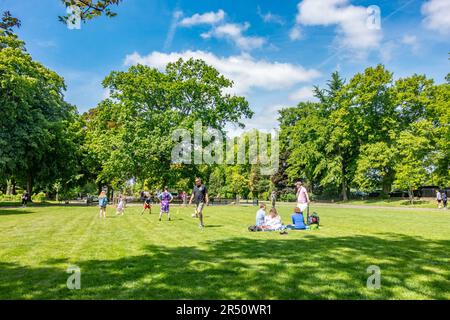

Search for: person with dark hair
xmin=255 ymin=203 xmax=267 ymax=227
xmin=21 ymin=191 xmax=29 ymax=207
xmin=141 ymin=195 xmax=152 ymax=215
xmin=442 ymin=191 xmax=448 ymax=209
xmin=270 ymin=190 xmax=277 ymax=208
xmin=189 ymin=178 xmax=209 ymax=230
xmin=296 ymin=180 xmax=310 ymax=213
xmin=158 ymin=186 xmax=173 ymax=221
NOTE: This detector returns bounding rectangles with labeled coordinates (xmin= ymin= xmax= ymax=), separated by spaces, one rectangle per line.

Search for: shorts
xmin=297 ymin=203 xmax=308 ymax=213
xmin=144 ymin=203 xmax=151 ymax=209
xmin=161 ymin=201 xmax=169 ymax=213
xmin=195 ymin=202 xmax=205 ymax=213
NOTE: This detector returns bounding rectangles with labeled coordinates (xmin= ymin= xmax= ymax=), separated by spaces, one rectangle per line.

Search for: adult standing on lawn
xmin=441 ymin=191 xmax=447 ymax=209
xmin=189 ymin=178 xmax=209 ymax=230
xmin=436 ymin=190 xmax=442 ymax=209
xmin=296 ymin=180 xmax=310 ymax=213
xmin=21 ymin=191 xmax=30 ymax=207
xmin=270 ymin=190 xmax=277 ymax=208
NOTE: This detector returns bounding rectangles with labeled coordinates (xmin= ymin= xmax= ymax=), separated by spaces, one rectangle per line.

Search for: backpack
xmin=248 ymin=225 xmax=263 ymax=232
xmin=307 ymin=212 xmax=320 ymax=226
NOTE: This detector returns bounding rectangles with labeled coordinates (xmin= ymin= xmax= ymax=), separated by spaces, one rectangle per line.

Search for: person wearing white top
xmin=262 ymin=208 xmax=282 ymax=231
xmin=296 ymin=180 xmax=310 ymax=213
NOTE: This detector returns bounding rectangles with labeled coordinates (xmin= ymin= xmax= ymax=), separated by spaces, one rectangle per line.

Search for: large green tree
xmin=85 ymin=58 xmax=252 ymax=189
xmin=0 ymin=32 xmax=80 ymax=195
xmin=280 ymin=65 xmax=449 ymax=200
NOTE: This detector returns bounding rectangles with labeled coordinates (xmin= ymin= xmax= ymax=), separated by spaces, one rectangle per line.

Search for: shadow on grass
xmin=0 ymin=209 xmax=33 ymax=216
xmin=0 ymin=233 xmax=448 ymax=299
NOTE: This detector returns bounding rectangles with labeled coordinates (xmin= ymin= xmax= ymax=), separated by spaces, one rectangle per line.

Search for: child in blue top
xmin=255 ymin=203 xmax=266 ymax=227
xmin=287 ymin=207 xmax=308 ymax=230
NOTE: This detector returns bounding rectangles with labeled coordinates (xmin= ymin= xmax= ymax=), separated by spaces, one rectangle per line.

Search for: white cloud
xmin=401 ymin=35 xmax=420 ymax=54
xmin=294 ymin=0 xmax=383 ymax=51
xmin=257 ymin=6 xmax=285 ymax=25
xmin=226 ymin=105 xmax=283 ymax=136
xmin=179 ymin=10 xmax=225 ymax=27
xmin=124 ymin=50 xmax=321 ymax=95
xmin=421 ymin=0 xmax=450 ymax=35
xmin=201 ymin=22 xmax=266 ymax=51
xmin=379 ymin=41 xmax=397 ymax=63
xmin=288 ymin=86 xmax=317 ymax=102
xmin=289 ymin=25 xmax=302 ymax=41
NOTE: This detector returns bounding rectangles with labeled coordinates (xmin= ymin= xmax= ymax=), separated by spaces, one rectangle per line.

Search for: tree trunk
xmin=107 ymin=186 xmax=113 ymax=202
xmin=12 ymin=179 xmax=16 ymax=195
xmin=6 ymin=179 xmax=12 ymax=195
xmin=409 ymin=189 xmax=414 ymax=205
xmin=342 ymin=180 xmax=348 ymax=201
xmin=27 ymin=173 xmax=33 ymax=199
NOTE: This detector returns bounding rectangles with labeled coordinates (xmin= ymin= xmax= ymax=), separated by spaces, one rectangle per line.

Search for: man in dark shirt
xmin=189 ymin=178 xmax=209 ymax=229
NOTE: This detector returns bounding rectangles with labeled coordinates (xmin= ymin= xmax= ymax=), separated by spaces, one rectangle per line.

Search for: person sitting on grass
xmin=255 ymin=203 xmax=267 ymax=227
xmin=262 ymin=207 xmax=283 ymax=231
xmin=286 ymin=207 xmax=308 ymax=230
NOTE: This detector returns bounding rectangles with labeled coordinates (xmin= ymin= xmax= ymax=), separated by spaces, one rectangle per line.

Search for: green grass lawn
xmin=0 ymin=204 xmax=449 ymax=300
xmin=334 ymin=199 xmax=438 ymax=208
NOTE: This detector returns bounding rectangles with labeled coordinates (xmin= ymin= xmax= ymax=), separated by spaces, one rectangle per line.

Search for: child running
xmin=116 ymin=195 xmax=125 ymax=215
xmin=158 ymin=186 xmax=173 ymax=221
xmin=98 ymin=191 xmax=108 ymax=218
xmin=141 ymin=195 xmax=152 ymax=215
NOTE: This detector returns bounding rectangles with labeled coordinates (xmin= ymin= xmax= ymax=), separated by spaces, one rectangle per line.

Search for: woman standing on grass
xmin=296 ymin=180 xmax=310 ymax=213
xmin=98 ymin=191 xmax=108 ymax=218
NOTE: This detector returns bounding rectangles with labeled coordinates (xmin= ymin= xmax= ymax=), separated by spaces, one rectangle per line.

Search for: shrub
xmin=280 ymin=193 xmax=297 ymax=202
xmin=0 ymin=194 xmax=22 ymax=202
xmin=33 ymin=192 xmax=47 ymax=203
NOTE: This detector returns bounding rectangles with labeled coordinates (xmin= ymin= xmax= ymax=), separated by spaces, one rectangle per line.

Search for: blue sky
xmin=1 ymin=0 xmax=449 ymax=133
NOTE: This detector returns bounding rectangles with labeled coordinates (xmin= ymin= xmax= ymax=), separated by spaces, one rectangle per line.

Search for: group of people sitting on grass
xmin=250 ymin=202 xmax=319 ymax=233
xmin=249 ymin=179 xmax=319 ymax=233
